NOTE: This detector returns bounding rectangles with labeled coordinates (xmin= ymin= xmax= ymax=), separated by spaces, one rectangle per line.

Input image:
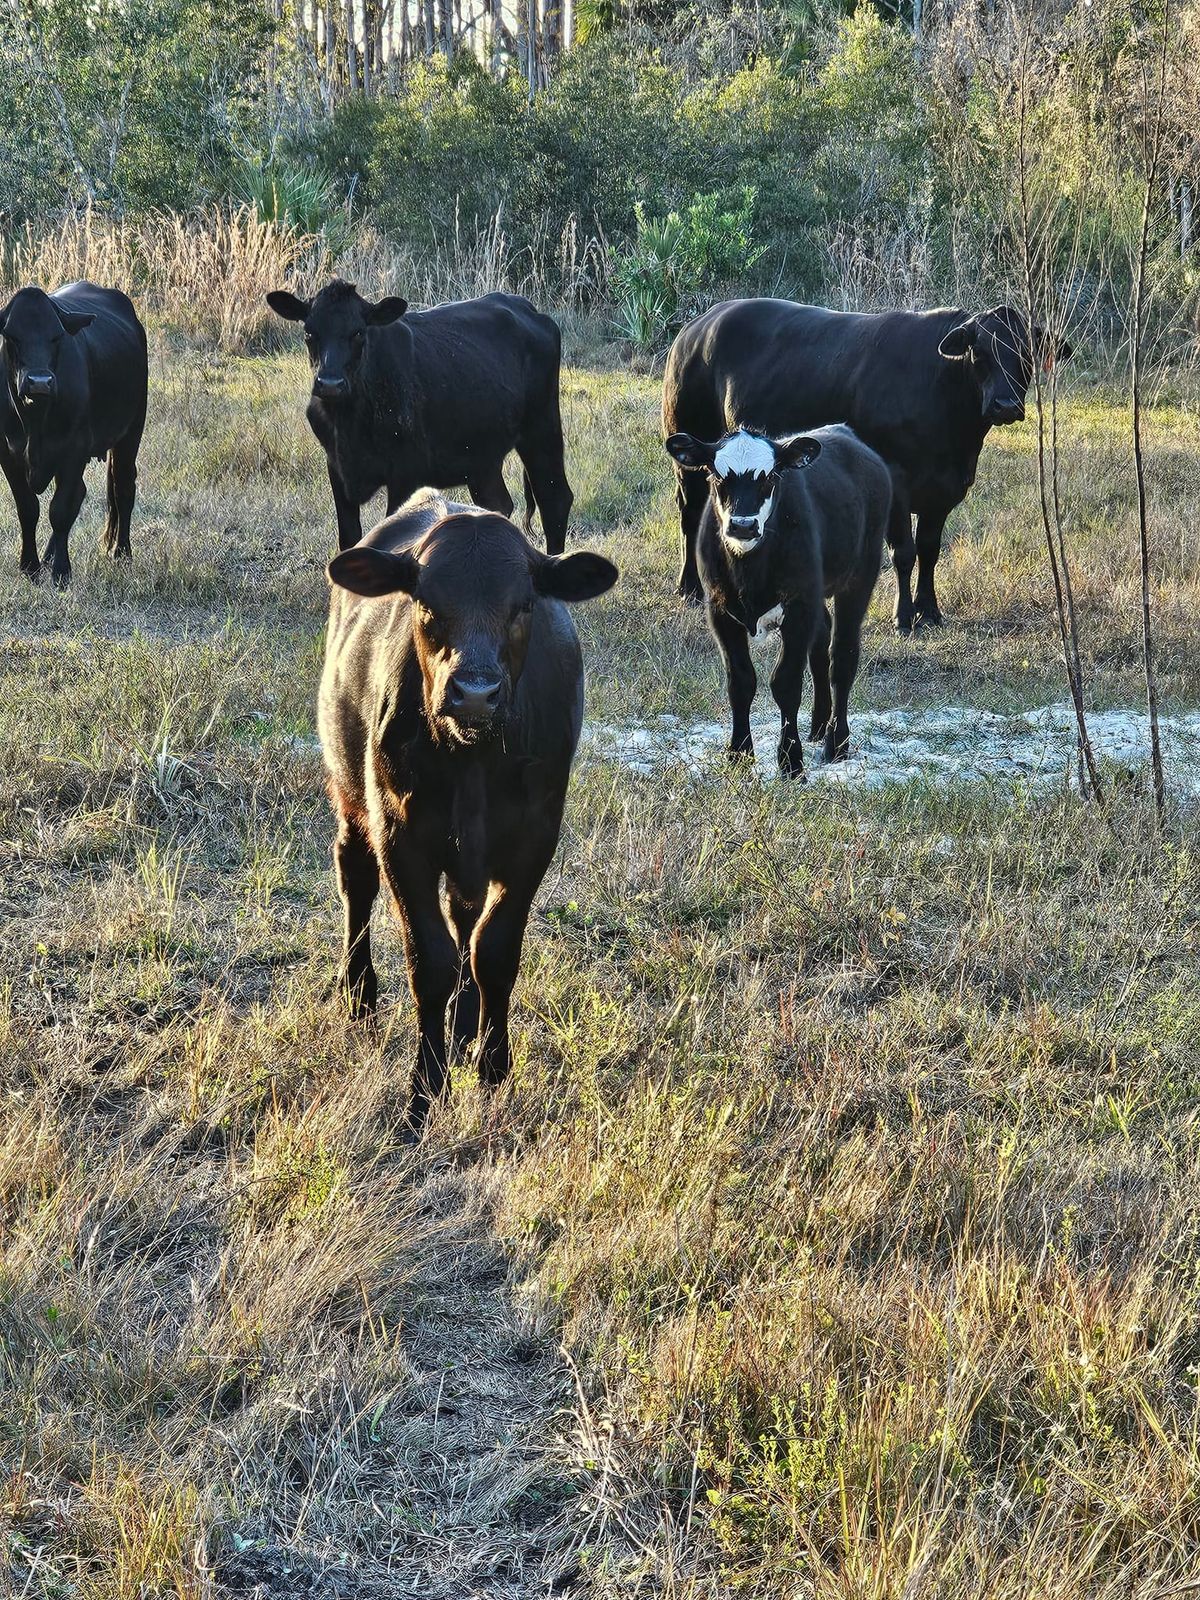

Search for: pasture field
xmin=3 ymin=331 xmax=1200 ymax=1599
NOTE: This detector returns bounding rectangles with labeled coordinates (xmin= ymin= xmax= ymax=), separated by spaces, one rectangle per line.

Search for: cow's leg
xmin=807 ymin=604 xmax=833 ymax=742
xmin=888 ymin=487 xmax=917 ymax=634
xmin=824 ymin=576 xmax=875 ymax=762
xmin=446 ymin=886 xmax=483 ymax=1058
xmin=334 ymin=811 xmax=380 ymax=1017
xmin=676 ymin=468 xmax=708 ymax=605
xmin=771 ymin=607 xmax=816 ymax=780
xmin=913 ymin=509 xmax=950 ymax=627
xmin=709 ymin=603 xmax=756 ymax=761
xmin=517 ymin=426 xmax=573 ymax=555
xmin=471 ymin=819 xmax=562 ymax=1088
xmin=44 ymin=469 xmax=86 ymax=587
xmin=1 ymin=449 xmax=40 ymax=577
xmin=104 ymin=428 xmax=140 ymax=560
xmin=378 ymin=827 xmax=458 ymax=1134
xmin=466 ymin=464 xmax=515 ymax=521
xmin=329 ymin=466 xmax=363 ymax=551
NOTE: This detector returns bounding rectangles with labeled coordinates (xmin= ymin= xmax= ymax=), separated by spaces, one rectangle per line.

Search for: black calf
xmin=664 ymin=425 xmax=891 ymax=777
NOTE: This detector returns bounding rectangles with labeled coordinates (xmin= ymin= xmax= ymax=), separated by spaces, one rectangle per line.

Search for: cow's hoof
xmin=330 ymin=968 xmax=377 ymax=1018
xmin=51 ymin=569 xmax=71 ymax=591
xmin=778 ymin=741 xmax=806 ymax=780
xmin=677 ymin=576 xmax=704 ymax=607
xmin=20 ymin=563 xmax=41 ymax=584
xmin=913 ymin=607 xmax=944 ymax=628
xmin=823 ymin=733 xmax=849 ymax=763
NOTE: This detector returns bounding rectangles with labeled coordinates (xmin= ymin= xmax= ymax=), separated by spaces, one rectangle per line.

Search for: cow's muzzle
xmin=445 ymin=672 xmax=503 ymax=731
xmin=19 ymin=372 xmax=55 ymax=403
xmin=313 ymin=375 xmax=349 ymax=401
xmin=988 ymin=400 xmax=1025 ymax=425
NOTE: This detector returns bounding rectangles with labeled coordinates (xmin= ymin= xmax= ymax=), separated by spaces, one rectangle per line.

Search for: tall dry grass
xmin=1 ymin=205 xmax=611 ymax=354
xmin=1 ymin=206 xmax=332 ymax=351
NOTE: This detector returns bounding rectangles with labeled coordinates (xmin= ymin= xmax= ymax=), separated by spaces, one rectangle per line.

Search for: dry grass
xmin=2 ymin=210 xmax=610 ymax=357
xmin=0 ymin=330 xmax=1199 ymax=1597
xmin=2 ymin=208 xmax=333 ymax=353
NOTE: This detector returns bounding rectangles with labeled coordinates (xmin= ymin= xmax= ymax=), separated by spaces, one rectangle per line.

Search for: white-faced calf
xmin=319 ymin=491 xmax=617 ymax=1134
xmin=664 ymin=425 xmax=891 ymax=777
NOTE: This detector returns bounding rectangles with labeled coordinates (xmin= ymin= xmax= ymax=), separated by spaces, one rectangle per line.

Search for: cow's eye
xmin=416 ymin=605 xmax=446 ymax=643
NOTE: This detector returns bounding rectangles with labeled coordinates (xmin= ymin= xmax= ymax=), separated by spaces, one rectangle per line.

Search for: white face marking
xmin=718 ymin=492 xmax=773 ymax=551
xmin=713 ymin=432 xmax=777 ymax=478
xmin=712 ymin=431 xmax=778 ymax=552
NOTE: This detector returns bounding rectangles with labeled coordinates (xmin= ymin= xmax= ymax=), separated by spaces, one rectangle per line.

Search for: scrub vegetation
xmin=1 ymin=326 xmax=1199 ymax=1596
xmin=3 ymin=0 xmax=1200 ymax=1592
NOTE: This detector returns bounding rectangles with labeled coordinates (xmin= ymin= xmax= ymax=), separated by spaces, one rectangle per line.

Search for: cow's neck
xmin=449 ymin=751 xmax=490 ymax=903
xmin=356 ymin=330 xmax=415 ymax=440
xmin=942 ymin=363 xmax=991 ymax=456
xmin=720 ymin=525 xmax=781 ymax=627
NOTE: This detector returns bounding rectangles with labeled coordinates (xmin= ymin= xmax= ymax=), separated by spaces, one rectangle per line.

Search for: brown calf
xmin=318 ymin=490 xmax=617 ymax=1133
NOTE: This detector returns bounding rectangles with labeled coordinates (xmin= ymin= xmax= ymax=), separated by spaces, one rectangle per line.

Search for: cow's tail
xmin=522 ymin=466 xmax=536 ymax=541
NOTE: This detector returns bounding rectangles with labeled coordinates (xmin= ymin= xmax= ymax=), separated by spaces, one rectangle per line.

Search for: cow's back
xmin=398 ymin=292 xmax=561 ymax=420
xmin=776 ymin=424 xmax=892 ymax=588
xmin=666 ymin=297 xmax=966 ymax=473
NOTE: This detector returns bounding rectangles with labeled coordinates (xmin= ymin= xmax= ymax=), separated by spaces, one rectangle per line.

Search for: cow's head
xmin=327 ymin=512 xmax=617 ymax=744
xmin=937 ymin=306 xmax=1074 ymax=426
xmin=0 ymin=286 xmax=93 ymax=407
xmin=665 ymin=427 xmax=822 ymax=553
xmin=266 ymin=279 xmax=408 ymax=403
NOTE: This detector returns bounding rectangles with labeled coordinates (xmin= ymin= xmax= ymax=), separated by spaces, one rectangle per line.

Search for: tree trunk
xmin=345 ymin=0 xmax=357 ymax=92
xmin=490 ymin=0 xmax=503 ymax=72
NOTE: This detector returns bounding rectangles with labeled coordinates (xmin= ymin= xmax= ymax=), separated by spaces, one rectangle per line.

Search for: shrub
xmin=610 ymin=187 xmax=765 ymax=347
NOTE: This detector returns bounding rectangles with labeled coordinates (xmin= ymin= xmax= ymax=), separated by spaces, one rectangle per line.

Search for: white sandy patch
xmin=584 ymin=703 xmax=1200 ymax=791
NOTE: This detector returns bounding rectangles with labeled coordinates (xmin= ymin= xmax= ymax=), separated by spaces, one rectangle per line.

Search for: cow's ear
xmin=938 ymin=320 xmax=977 ymax=360
xmin=535 ymin=550 xmax=618 ymax=603
xmin=365 ymin=296 xmax=408 ymax=326
xmin=54 ymin=308 xmax=94 ymax=336
xmin=266 ymin=290 xmax=312 ymax=322
xmin=1034 ymin=323 xmax=1074 ymax=371
xmin=328 ymin=546 xmax=419 ymax=597
xmin=664 ymin=433 xmax=716 ymax=471
xmin=774 ymin=433 xmax=822 ymax=471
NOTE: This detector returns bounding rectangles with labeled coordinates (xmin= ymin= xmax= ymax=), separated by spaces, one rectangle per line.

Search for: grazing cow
xmin=664 ymin=425 xmax=890 ymax=777
xmin=319 ymin=490 xmax=617 ymax=1133
xmin=0 ymin=282 xmax=148 ymax=585
xmin=267 ymin=280 xmax=574 ymax=554
xmin=663 ymin=298 xmax=1073 ymax=629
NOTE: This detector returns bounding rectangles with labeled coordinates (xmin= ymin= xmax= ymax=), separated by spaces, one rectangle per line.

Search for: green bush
xmin=367 ymin=56 xmax=528 ymax=248
xmin=610 ymin=188 xmax=765 ymax=347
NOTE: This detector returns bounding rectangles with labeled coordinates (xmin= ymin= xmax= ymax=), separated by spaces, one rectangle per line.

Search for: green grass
xmin=1 ymin=334 xmax=1199 ymax=1597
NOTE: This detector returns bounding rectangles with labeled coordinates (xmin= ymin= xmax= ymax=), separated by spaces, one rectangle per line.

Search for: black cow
xmin=267 ymin=280 xmax=575 ymax=554
xmin=664 ymin=425 xmax=891 ymax=777
xmin=319 ymin=490 xmax=617 ymax=1133
xmin=0 ymin=282 xmax=148 ymax=585
xmin=663 ymin=298 xmax=1073 ymax=629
